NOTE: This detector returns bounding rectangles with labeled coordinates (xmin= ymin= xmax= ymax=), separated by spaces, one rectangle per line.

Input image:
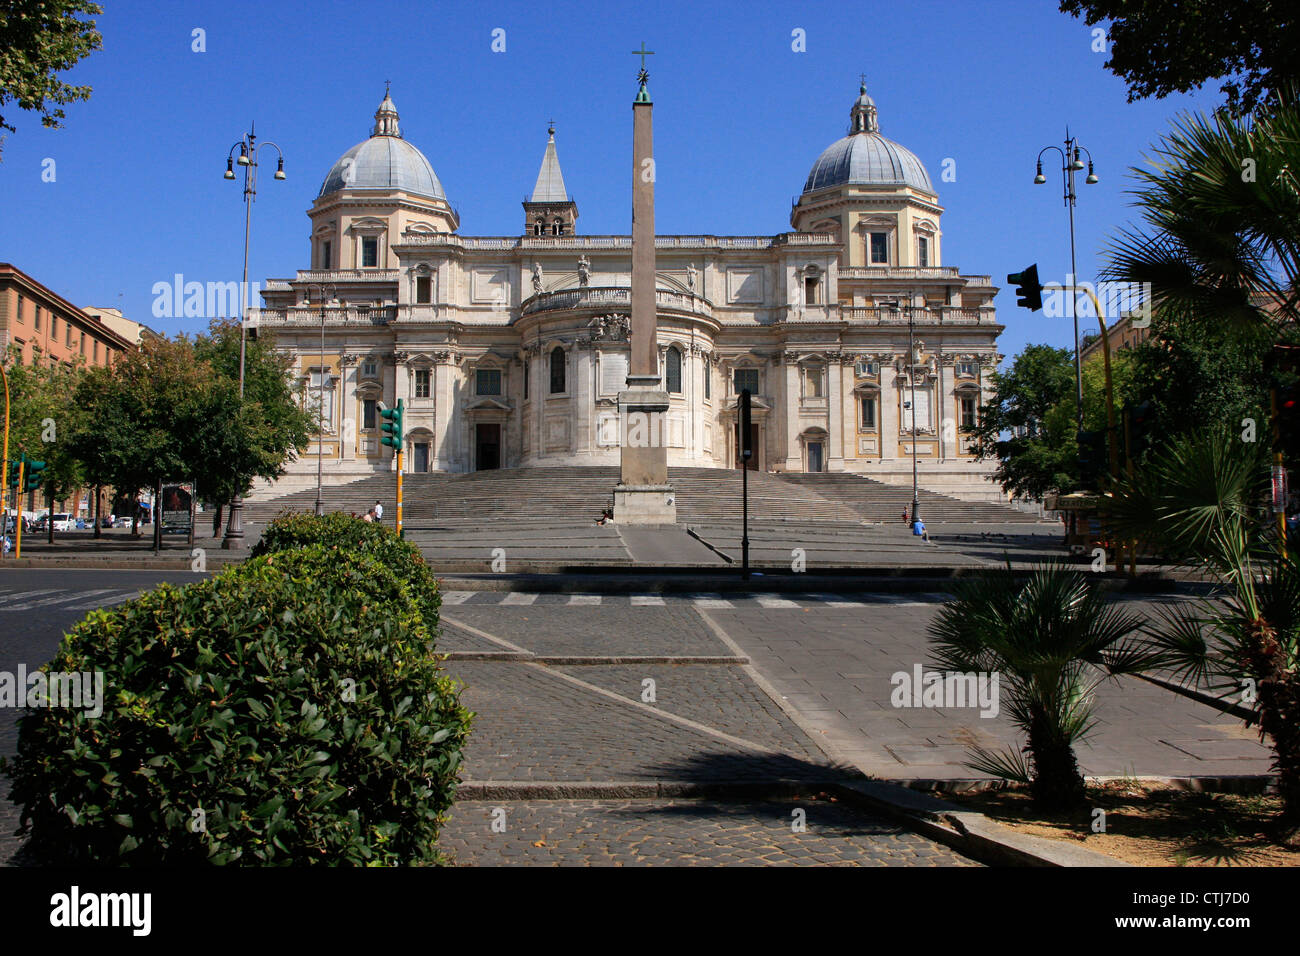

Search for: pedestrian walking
xmin=902 ymin=509 xmax=909 ymax=525
xmin=373 ymin=500 xmax=384 ymax=523
xmin=362 ymin=509 xmax=375 ymax=524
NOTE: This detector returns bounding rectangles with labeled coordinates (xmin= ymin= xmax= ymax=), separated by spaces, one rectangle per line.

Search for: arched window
xmin=552 ymin=220 xmax=564 ymax=236
xmin=550 ymin=346 xmax=566 ymax=393
xmin=666 ymin=347 xmax=682 ymax=394
xmin=534 ymin=219 xmax=544 ymax=236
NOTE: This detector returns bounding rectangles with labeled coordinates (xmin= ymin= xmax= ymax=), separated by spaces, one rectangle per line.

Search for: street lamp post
xmin=907 ymin=303 xmax=920 ymax=523
xmin=304 ymin=283 xmax=336 ymax=517
xmin=221 ymin=125 xmax=285 ymax=550
xmin=1034 ymin=131 xmax=1098 ymax=430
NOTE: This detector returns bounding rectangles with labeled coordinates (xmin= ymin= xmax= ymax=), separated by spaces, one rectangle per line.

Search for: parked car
xmin=112 ymin=516 xmax=131 ymax=528
xmin=34 ymin=513 xmax=74 ymax=532
xmin=100 ymin=515 xmax=115 ymax=528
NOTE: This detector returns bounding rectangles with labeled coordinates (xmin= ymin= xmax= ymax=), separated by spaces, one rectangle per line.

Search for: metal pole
xmin=909 ymin=305 xmax=919 ymax=522
xmin=224 ymin=129 xmax=255 ymax=550
xmin=14 ymin=458 xmax=23 ymax=559
xmin=1065 ymin=134 xmax=1084 ymax=429
xmin=0 ymin=362 xmax=9 ymax=561
xmin=316 ymin=295 xmax=325 ymax=517
xmin=742 ymin=452 xmax=749 ymax=579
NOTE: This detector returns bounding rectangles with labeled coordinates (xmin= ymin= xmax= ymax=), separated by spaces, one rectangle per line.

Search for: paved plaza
xmin=0 ymin=567 xmax=1271 ymax=866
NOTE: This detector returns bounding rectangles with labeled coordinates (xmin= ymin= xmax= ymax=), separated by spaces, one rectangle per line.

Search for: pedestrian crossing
xmin=439 ymin=591 xmax=955 ymax=609
xmin=0 ymin=587 xmax=142 ymax=613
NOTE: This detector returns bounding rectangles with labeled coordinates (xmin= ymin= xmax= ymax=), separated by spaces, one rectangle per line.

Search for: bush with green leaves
xmin=3 ymin=545 xmax=471 ymax=865
xmin=252 ymin=512 xmax=440 ymax=627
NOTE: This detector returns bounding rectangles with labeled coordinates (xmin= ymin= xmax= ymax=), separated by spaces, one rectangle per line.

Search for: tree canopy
xmin=0 ymin=0 xmax=102 ymax=155
xmin=1059 ymin=0 xmax=1300 ymax=114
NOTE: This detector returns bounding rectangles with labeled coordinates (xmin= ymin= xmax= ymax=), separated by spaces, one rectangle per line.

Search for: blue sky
xmin=0 ymin=0 xmax=1224 ymax=361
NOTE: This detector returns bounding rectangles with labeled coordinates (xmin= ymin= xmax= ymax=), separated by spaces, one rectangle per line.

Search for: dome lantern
xmin=850 ymin=81 xmax=879 ymax=134
xmin=372 ymin=82 xmax=401 ymax=137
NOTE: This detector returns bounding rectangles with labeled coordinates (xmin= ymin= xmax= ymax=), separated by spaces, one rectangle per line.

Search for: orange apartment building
xmin=0 ymin=263 xmax=135 ymax=519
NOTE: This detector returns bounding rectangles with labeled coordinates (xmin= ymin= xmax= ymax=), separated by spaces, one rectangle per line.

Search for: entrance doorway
xmin=807 ymin=441 xmax=824 ymax=473
xmin=413 ymin=442 xmax=430 ymax=473
xmin=733 ymin=423 xmax=760 ymax=471
xmin=475 ymin=423 xmax=501 ymax=471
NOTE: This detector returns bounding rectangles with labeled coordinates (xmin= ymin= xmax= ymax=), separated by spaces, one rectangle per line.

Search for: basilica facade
xmin=249 ymin=85 xmax=1004 ymax=501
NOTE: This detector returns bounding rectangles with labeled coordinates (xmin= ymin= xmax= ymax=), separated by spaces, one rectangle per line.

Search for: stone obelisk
xmin=613 ymin=46 xmax=676 ymax=524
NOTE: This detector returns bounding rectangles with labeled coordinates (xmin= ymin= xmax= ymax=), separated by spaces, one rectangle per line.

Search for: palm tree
xmin=1102 ymin=85 xmax=1300 ymax=336
xmin=1110 ymin=428 xmax=1300 ymax=840
xmin=928 ymin=565 xmax=1155 ymax=810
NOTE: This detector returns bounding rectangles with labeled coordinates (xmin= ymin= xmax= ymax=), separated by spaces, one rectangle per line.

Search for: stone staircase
xmin=777 ymin=472 xmax=1052 ymax=523
xmin=243 ymin=466 xmax=1046 ymax=527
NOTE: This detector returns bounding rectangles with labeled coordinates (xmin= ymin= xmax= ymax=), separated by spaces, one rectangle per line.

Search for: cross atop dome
xmin=373 ymin=85 xmax=401 ymax=138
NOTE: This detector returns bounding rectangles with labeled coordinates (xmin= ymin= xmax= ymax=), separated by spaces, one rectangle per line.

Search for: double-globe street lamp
xmin=221 ymin=125 xmax=285 ymax=549
xmin=1034 ymin=131 xmax=1098 ymax=431
xmin=303 ymin=282 xmax=337 ymax=517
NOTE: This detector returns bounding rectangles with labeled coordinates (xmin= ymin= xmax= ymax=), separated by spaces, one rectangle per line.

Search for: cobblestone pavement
xmin=439 ymin=797 xmax=977 ymax=866
xmin=11 ymin=569 xmax=1248 ymax=867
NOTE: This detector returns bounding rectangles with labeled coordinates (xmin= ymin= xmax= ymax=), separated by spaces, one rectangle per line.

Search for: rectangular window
xmin=416 ymin=276 xmax=432 ymax=303
xmin=66 ymin=323 xmax=73 ymax=347
xmin=363 ymin=399 xmax=377 ymax=430
xmin=414 ymin=369 xmax=431 ymax=398
xmin=15 ymin=294 xmax=23 ymax=324
xmin=870 ymin=232 xmax=889 ymax=265
xmin=362 ymin=360 xmax=377 ymax=378
xmin=917 ymin=236 xmax=930 ymax=267
xmin=362 ymin=237 xmax=378 ymax=268
xmin=805 ymin=367 xmax=824 ymax=398
xmin=476 ymin=368 xmax=502 ymax=396
xmin=804 ymin=276 xmax=820 ymax=305
xmin=80 ymin=331 xmax=86 ymax=354
xmin=34 ymin=307 xmax=41 ymax=332
xmin=321 ymin=240 xmax=332 ymax=270
xmin=734 ymin=368 xmax=759 ymax=395
xmin=957 ymin=361 xmax=977 ymax=377
xmin=961 ymin=396 xmax=977 ymax=431
xmin=861 ymin=397 xmax=877 ymax=429
xmin=704 ymin=362 xmax=711 ymax=400
xmin=523 ymin=359 xmax=530 ymax=398
xmin=856 ymin=360 xmax=878 ymax=377
xmin=94 ymin=340 xmax=100 ymax=363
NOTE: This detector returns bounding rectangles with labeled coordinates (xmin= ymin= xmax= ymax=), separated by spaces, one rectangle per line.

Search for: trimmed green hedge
xmin=252 ymin=512 xmax=441 ymax=628
xmin=4 ymin=545 xmax=471 ymax=865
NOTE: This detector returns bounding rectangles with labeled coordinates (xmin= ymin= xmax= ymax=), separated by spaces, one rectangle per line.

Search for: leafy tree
xmin=1 ymin=347 xmax=86 ymax=520
xmin=1059 ymin=0 xmax=1300 ymax=114
xmin=67 ymin=326 xmax=312 ymax=535
xmin=191 ymin=319 xmax=313 ymax=511
xmin=928 ymin=565 xmax=1156 ymax=809
xmin=971 ymin=344 xmax=1080 ymax=498
xmin=1122 ymin=312 xmax=1274 ymax=444
xmin=0 ymin=0 xmax=102 ymax=156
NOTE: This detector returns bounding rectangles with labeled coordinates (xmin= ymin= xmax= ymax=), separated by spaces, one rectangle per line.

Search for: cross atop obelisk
xmin=632 ymin=42 xmax=654 ymax=102
xmin=613 ymin=43 xmax=675 ymax=524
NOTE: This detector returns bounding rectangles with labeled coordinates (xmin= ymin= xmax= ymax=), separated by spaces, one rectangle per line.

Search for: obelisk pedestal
xmin=613 ymin=57 xmax=676 ymax=525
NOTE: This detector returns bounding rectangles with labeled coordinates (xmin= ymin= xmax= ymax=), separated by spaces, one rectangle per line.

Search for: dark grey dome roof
xmin=318 ymin=89 xmax=446 ymax=201
xmin=803 ymin=84 xmax=935 ymax=195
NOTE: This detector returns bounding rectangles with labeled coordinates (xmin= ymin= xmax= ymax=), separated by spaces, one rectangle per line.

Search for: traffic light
xmin=3 ymin=458 xmax=18 ymax=490
xmin=1125 ymin=401 xmax=1154 ymax=466
xmin=379 ymin=399 xmax=404 ymax=450
xmin=1006 ymin=263 xmax=1043 ymax=312
xmin=24 ymin=459 xmax=46 ymax=493
xmin=1076 ymin=429 xmax=1106 ymax=490
xmin=1273 ymin=344 xmax=1300 ymax=458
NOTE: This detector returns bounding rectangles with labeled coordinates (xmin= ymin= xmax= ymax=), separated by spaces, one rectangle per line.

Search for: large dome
xmin=317 ymin=90 xmax=446 ymax=201
xmin=802 ymin=85 xmax=934 ymax=195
